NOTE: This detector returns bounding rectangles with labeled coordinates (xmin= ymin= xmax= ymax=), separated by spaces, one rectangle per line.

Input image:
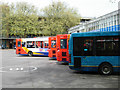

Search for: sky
xmin=0 ymin=0 xmax=120 ymax=18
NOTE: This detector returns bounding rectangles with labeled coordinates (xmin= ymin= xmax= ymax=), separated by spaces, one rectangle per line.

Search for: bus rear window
xmin=73 ymin=37 xmax=94 ymax=56
xmin=51 ymin=40 xmax=56 ymax=48
xmin=60 ymin=39 xmax=67 ymax=49
xmin=18 ymin=41 xmax=21 ymax=47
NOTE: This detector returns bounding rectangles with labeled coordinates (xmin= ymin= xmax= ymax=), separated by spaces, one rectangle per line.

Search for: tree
xmin=1 ymin=1 xmax=81 ymax=37
xmin=0 ymin=3 xmax=10 ymax=38
xmin=1 ymin=2 xmax=40 ymax=38
xmin=41 ymin=1 xmax=81 ymax=36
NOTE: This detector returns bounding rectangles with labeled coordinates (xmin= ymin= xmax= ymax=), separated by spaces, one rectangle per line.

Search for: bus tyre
xmin=99 ymin=63 xmax=113 ymax=75
xmin=28 ymin=51 xmax=33 ymax=57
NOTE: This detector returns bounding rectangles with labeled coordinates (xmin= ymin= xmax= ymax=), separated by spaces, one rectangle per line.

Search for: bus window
xmin=44 ymin=42 xmax=48 ymax=48
xmin=18 ymin=41 xmax=21 ymax=47
xmin=73 ymin=37 xmax=94 ymax=56
xmin=51 ymin=40 xmax=56 ymax=48
xmin=36 ymin=41 xmax=41 ymax=48
xmin=40 ymin=41 xmax=43 ymax=48
xmin=27 ymin=41 xmax=35 ymax=48
xmin=73 ymin=37 xmax=82 ymax=56
xmin=96 ymin=36 xmax=119 ymax=56
xmin=22 ymin=42 xmax=25 ymax=47
xmin=83 ymin=39 xmax=94 ymax=56
xmin=60 ymin=39 xmax=67 ymax=49
xmin=113 ymin=37 xmax=119 ymax=54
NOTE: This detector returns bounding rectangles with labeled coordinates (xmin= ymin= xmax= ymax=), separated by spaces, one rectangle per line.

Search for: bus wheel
xmin=28 ymin=51 xmax=33 ymax=56
xmin=99 ymin=63 xmax=113 ymax=75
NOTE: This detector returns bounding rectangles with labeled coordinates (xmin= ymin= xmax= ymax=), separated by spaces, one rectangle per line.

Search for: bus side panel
xmin=94 ymin=56 xmax=120 ymax=72
xmin=70 ymin=56 xmax=120 ymax=72
xmin=35 ymin=48 xmax=49 ymax=56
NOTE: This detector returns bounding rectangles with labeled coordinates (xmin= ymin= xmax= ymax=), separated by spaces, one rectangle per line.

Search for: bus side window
xmin=40 ymin=41 xmax=43 ymax=48
xmin=96 ymin=36 xmax=119 ymax=56
xmin=44 ymin=43 xmax=48 ymax=48
xmin=36 ymin=41 xmax=40 ymax=48
xmin=18 ymin=41 xmax=21 ymax=47
xmin=27 ymin=41 xmax=35 ymax=48
xmin=22 ymin=42 xmax=25 ymax=47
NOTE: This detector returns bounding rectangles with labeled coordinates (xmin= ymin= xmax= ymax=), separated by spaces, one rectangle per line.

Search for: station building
xmin=68 ymin=9 xmax=120 ymax=33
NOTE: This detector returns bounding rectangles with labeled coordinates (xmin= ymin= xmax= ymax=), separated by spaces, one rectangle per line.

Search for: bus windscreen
xmin=60 ymin=39 xmax=67 ymax=49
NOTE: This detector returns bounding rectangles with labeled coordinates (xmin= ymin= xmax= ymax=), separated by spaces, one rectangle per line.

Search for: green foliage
xmin=1 ymin=1 xmax=81 ymax=37
xmin=1 ymin=2 xmax=40 ymax=38
xmin=41 ymin=1 xmax=81 ymax=35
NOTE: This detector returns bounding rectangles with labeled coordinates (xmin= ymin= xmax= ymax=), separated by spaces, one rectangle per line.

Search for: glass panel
xmin=44 ymin=42 xmax=48 ymax=48
xmin=73 ymin=37 xmax=83 ymax=56
xmin=73 ymin=37 xmax=94 ymax=56
xmin=40 ymin=41 xmax=43 ymax=48
xmin=36 ymin=41 xmax=41 ymax=48
xmin=27 ymin=41 xmax=35 ymax=48
xmin=51 ymin=40 xmax=56 ymax=48
xmin=60 ymin=39 xmax=67 ymax=49
xmin=96 ymin=36 xmax=119 ymax=56
xmin=83 ymin=39 xmax=94 ymax=56
xmin=18 ymin=41 xmax=21 ymax=47
xmin=22 ymin=42 xmax=25 ymax=47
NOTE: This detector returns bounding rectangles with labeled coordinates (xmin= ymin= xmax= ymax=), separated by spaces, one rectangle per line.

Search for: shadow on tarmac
xmin=56 ymin=62 xmax=68 ymax=65
xmin=73 ymin=70 xmax=120 ymax=76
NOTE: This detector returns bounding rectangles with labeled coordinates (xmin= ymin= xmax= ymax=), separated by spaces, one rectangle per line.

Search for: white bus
xmin=16 ymin=37 xmax=49 ymax=56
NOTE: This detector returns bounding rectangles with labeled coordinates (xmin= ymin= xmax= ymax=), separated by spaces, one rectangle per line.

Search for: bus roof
xmin=21 ymin=36 xmax=49 ymax=42
xmin=71 ymin=31 xmax=120 ymax=37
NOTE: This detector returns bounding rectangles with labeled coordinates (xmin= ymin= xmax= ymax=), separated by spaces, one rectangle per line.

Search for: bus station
xmin=0 ymin=0 xmax=120 ymax=89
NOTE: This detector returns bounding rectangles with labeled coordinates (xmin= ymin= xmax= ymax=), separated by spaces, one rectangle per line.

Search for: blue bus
xmin=69 ymin=31 xmax=120 ymax=75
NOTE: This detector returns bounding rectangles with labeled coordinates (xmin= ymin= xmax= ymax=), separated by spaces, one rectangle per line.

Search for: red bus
xmin=48 ymin=36 xmax=57 ymax=59
xmin=16 ymin=37 xmax=49 ymax=56
xmin=56 ymin=34 xmax=70 ymax=63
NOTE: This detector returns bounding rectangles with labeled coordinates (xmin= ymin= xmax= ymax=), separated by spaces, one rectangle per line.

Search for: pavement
xmin=0 ymin=50 xmax=119 ymax=88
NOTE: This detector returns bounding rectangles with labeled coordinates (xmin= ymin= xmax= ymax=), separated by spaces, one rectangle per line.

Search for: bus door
xmin=56 ymin=34 xmax=69 ymax=62
xmin=16 ymin=39 xmax=22 ymax=54
xmin=48 ymin=37 xmax=57 ymax=59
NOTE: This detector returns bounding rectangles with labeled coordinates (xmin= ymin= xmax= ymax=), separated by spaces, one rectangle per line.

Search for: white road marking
xmin=9 ymin=68 xmax=13 ymax=71
xmin=30 ymin=66 xmax=37 ymax=71
xmin=16 ymin=68 xmax=19 ymax=71
xmin=20 ymin=68 xmax=23 ymax=70
xmin=0 ymin=66 xmax=38 ymax=72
